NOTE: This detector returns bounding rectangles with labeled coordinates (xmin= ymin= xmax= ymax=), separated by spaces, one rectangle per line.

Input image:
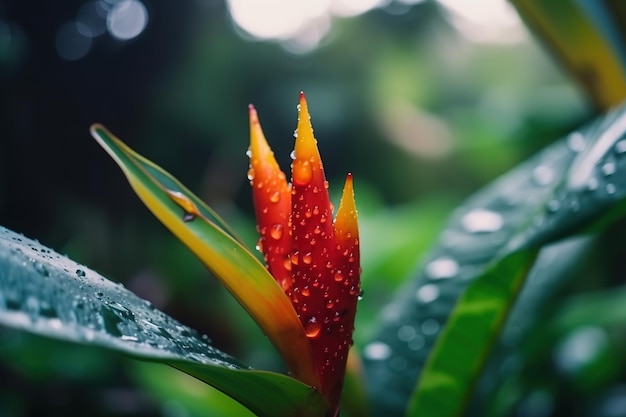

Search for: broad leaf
xmin=363 ymin=104 xmax=626 ymax=416
xmin=511 ymin=0 xmax=626 ymax=109
xmin=90 ymin=124 xmax=319 ymax=389
xmin=0 ymin=226 xmax=328 ymax=417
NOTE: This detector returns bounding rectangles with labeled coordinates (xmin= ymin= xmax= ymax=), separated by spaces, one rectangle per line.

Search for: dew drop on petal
xmin=269 ymin=224 xmax=284 ymax=240
xmin=615 ymin=139 xmax=626 ymax=154
xmin=304 ymin=316 xmax=321 ymax=339
xmin=301 ymin=286 xmax=310 ymax=296
xmin=283 ymin=258 xmax=292 ymax=271
xmin=247 ymin=168 xmax=255 ymax=181
xmin=302 ymin=253 xmax=313 ymax=264
xmin=334 ymin=270 xmax=344 ymax=282
xmin=269 ymin=191 xmax=281 ymax=203
xmin=293 ymin=160 xmax=312 ymax=185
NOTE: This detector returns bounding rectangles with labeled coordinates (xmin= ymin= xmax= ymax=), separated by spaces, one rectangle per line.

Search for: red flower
xmin=248 ymin=92 xmax=361 ymax=415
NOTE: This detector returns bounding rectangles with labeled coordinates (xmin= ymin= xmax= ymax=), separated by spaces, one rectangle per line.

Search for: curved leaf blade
xmin=406 ymin=249 xmax=538 ymax=417
xmin=0 ymin=225 xmax=327 ymax=417
xmin=89 ymin=124 xmax=319 ymax=389
xmin=363 ymin=104 xmax=626 ymax=416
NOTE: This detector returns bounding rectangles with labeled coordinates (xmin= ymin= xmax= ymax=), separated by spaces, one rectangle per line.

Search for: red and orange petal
xmin=249 ymin=94 xmax=361 ymax=416
xmin=248 ymin=105 xmax=293 ymax=292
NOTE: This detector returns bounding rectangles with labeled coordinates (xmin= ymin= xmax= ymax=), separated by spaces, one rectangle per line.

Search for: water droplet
xmin=283 ymin=258 xmax=292 ymax=271
xmin=601 ymin=162 xmax=616 ymax=176
xmin=397 ymin=325 xmax=416 ymax=342
xmin=304 ymin=316 xmax=321 ymax=338
xmin=461 ymin=209 xmax=504 ymax=233
xmin=166 ymin=190 xmax=200 ymax=222
xmin=76 ymin=269 xmax=86 ymax=277
xmin=291 ymin=252 xmax=299 ymax=265
xmin=293 ymin=160 xmax=312 ymax=185
xmin=302 ymin=253 xmax=312 ymax=264
xmin=269 ymin=224 xmax=284 ymax=240
xmin=325 ymin=299 xmax=334 ymax=309
xmin=425 ymin=256 xmax=459 ymax=279
xmin=421 ymin=318 xmax=440 ymax=335
xmin=585 ymin=177 xmax=599 ymax=191
xmin=33 ymin=261 xmax=49 ymax=277
xmin=569 ymin=113 xmax=626 ymax=190
xmin=334 ymin=271 xmax=344 ymax=282
xmin=547 ymin=200 xmax=560 ymax=213
xmin=567 ymin=132 xmax=585 ymax=152
xmin=358 ymin=288 xmax=364 ymax=301
xmin=363 ymin=341 xmax=391 ymax=361
xmin=408 ymin=334 xmax=425 ymax=351
xmin=121 ymin=335 xmax=139 ymax=342
xmin=555 ymin=326 xmax=607 ymax=375
xmin=532 ymin=165 xmax=555 ymax=186
xmin=269 ymin=191 xmax=281 ymax=203
xmin=246 ymin=149 xmax=252 ymax=158
xmin=301 ymin=286 xmax=310 ymax=296
xmin=606 ymin=183 xmax=617 ymax=194
xmin=615 ymin=139 xmax=626 ymax=154
xmin=247 ymin=168 xmax=255 ymax=181
xmin=416 ymin=284 xmax=439 ymax=303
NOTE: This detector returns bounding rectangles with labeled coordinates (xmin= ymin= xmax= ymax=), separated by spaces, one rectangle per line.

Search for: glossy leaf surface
xmin=90 ymin=124 xmax=319 ymax=388
xmin=0 ymin=226 xmax=327 ymax=417
xmin=363 ymin=104 xmax=626 ymax=417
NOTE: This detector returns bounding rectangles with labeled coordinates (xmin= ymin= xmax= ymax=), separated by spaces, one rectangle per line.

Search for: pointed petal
xmin=291 ymin=94 xmax=359 ymax=413
xmin=248 ymin=105 xmax=293 ymax=292
xmin=90 ymin=124 xmax=320 ymax=390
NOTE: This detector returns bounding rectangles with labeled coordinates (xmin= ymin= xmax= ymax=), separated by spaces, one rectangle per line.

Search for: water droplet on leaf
xmin=416 ymin=284 xmax=439 ymax=303
xmin=461 ymin=209 xmax=503 ymax=233
xmin=426 ymin=256 xmax=459 ymax=279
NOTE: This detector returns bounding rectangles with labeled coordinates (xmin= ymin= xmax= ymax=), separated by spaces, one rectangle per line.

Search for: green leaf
xmin=89 ymin=124 xmax=319 ymax=389
xmin=362 ymin=104 xmax=626 ymax=417
xmin=511 ymin=0 xmax=626 ymax=109
xmin=0 ymin=225 xmax=328 ymax=417
xmin=405 ymin=249 xmax=538 ymax=417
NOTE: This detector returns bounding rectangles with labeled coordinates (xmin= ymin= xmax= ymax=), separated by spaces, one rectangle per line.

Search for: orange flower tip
xmin=248 ymin=104 xmax=260 ymax=127
xmin=294 ymin=93 xmax=320 ymax=176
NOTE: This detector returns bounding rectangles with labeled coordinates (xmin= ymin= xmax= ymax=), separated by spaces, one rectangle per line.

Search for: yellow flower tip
xmin=334 ymin=173 xmax=359 ymax=240
xmin=294 ymin=92 xmax=323 ymax=185
xmin=248 ymin=104 xmax=285 ymax=185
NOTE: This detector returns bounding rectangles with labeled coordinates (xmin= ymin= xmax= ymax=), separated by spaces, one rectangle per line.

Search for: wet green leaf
xmin=90 ymin=124 xmax=319 ymax=389
xmin=0 ymin=226 xmax=328 ymax=417
xmin=363 ymin=105 xmax=626 ymax=417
